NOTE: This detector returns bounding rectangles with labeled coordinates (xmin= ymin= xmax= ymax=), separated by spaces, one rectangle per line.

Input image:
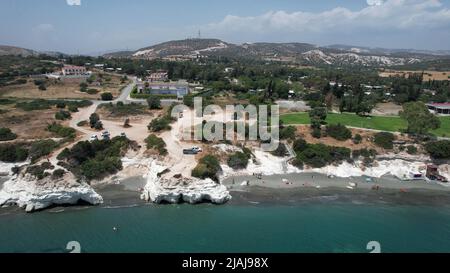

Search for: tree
xmin=400 ymin=102 xmax=440 ymax=135
xmin=101 ymin=92 xmax=113 ymax=101
xmin=309 ymin=107 xmax=327 ymax=124
xmin=89 ymin=113 xmax=100 ymax=128
xmin=80 ymin=82 xmax=88 ymax=92
xmin=147 ymin=95 xmax=161 ymax=110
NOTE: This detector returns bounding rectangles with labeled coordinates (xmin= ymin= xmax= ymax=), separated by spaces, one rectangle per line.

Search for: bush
xmin=353 ymin=134 xmax=363 ymax=144
xmin=148 ymin=116 xmax=172 ymax=132
xmin=293 ymin=138 xmax=308 ymax=153
xmin=406 ymin=145 xmax=418 ymax=155
xmin=0 ymin=127 xmax=17 ymax=141
xmin=55 ymin=110 xmax=71 ymax=121
xmin=425 ymin=140 xmax=450 ymax=159
xmin=227 ymin=152 xmax=250 ymax=170
xmin=38 ymin=84 xmax=47 ymax=91
xmin=294 ymin=143 xmax=351 ymax=168
xmin=326 ymin=124 xmax=352 ymax=141
xmin=271 ymin=143 xmax=289 ymax=157
xmin=26 ymin=163 xmax=54 ymax=180
xmin=77 ymin=120 xmax=88 ymax=127
xmin=94 ymin=121 xmax=103 ymax=130
xmin=87 ymin=89 xmax=99 ymax=95
xmin=47 ymin=122 xmax=76 ymax=139
xmin=68 ymin=105 xmax=79 ymax=112
xmin=101 ymin=92 xmax=114 ymax=101
xmin=192 ymin=155 xmax=222 ymax=181
xmin=29 ymin=140 xmax=59 ymax=163
xmin=147 ymin=95 xmax=162 ymax=110
xmin=52 ymin=169 xmax=66 ymax=179
xmin=280 ymin=126 xmax=296 ymax=140
xmin=145 ymin=134 xmax=167 ymax=156
xmin=56 ymin=102 xmax=66 ymax=109
xmin=374 ymin=132 xmax=395 ymax=149
xmin=0 ymin=144 xmax=28 ymax=162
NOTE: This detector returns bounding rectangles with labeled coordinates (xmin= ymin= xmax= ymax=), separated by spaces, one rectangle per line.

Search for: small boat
xmin=346 ymin=186 xmax=354 ymax=190
xmin=349 ymin=182 xmax=357 ymax=187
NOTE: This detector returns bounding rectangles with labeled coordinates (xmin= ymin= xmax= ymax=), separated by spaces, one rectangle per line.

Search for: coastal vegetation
xmin=145 ymin=134 xmax=167 ymax=156
xmin=57 ymin=136 xmax=135 ymax=181
xmin=374 ymin=132 xmax=395 ymax=149
xmin=325 ymin=124 xmax=352 ymax=141
xmin=46 ymin=122 xmax=76 ymax=139
xmin=0 ymin=143 xmax=28 ymax=162
xmin=425 ymin=140 xmax=450 ymax=159
xmin=292 ymin=140 xmax=351 ymax=168
xmin=0 ymin=127 xmax=17 ymax=141
xmin=192 ymin=155 xmax=222 ymax=181
xmin=227 ymin=151 xmax=251 ymax=170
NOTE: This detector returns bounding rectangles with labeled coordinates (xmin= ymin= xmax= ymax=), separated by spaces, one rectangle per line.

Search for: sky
xmin=0 ymin=0 xmax=450 ymax=54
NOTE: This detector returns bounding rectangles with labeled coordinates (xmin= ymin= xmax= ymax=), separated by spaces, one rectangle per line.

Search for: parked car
xmin=183 ymin=148 xmax=198 ymax=155
xmin=183 ymin=147 xmax=203 ymax=155
xmin=101 ymin=131 xmax=111 ymax=140
xmin=89 ymin=135 xmax=98 ymax=142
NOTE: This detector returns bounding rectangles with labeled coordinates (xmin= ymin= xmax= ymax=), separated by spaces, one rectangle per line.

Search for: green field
xmin=281 ymin=112 xmax=450 ymax=137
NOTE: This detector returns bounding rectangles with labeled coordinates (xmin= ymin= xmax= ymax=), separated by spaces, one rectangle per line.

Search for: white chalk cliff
xmin=140 ymin=161 xmax=231 ymax=204
xmin=0 ymin=171 xmax=103 ymax=212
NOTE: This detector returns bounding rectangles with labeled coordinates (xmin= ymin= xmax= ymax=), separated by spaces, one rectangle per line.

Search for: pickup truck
xmin=183 ymin=148 xmax=198 ymax=155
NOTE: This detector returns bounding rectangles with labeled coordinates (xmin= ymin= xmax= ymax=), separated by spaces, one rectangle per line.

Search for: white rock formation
xmin=0 ymin=171 xmax=103 ymax=212
xmin=140 ymin=161 xmax=231 ymax=204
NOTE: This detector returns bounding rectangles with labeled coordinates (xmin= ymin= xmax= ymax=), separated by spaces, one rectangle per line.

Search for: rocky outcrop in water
xmin=0 ymin=171 xmax=103 ymax=212
xmin=140 ymin=161 xmax=231 ymax=204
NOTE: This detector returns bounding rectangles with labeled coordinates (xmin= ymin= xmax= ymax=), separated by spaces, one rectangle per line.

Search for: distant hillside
xmin=0 ymin=45 xmax=37 ymax=57
xmin=103 ymin=38 xmax=450 ymax=67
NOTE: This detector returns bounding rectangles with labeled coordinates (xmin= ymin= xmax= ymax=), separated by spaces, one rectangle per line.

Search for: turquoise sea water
xmin=1 ymin=204 xmax=450 ymax=253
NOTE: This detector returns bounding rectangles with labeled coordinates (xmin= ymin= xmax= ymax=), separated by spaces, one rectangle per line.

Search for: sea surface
xmin=1 ymin=203 xmax=450 ymax=253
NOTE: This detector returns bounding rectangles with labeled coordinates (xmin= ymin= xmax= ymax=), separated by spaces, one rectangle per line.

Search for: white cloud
xmin=202 ymin=0 xmax=450 ymax=47
xmin=66 ymin=0 xmax=81 ymax=6
xmin=367 ymin=0 xmax=384 ymax=6
xmin=32 ymin=23 xmax=55 ymax=34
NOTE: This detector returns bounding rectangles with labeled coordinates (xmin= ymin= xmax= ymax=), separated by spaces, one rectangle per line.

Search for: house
xmin=224 ymin=67 xmax=234 ymax=73
xmin=427 ymin=102 xmax=450 ymax=115
xmin=62 ymin=65 xmax=88 ymax=76
xmin=148 ymin=71 xmax=169 ymax=82
xmin=137 ymin=82 xmax=189 ymax=99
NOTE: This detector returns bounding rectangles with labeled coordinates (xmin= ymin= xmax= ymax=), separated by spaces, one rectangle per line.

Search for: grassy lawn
xmin=281 ymin=112 xmax=450 ymax=137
